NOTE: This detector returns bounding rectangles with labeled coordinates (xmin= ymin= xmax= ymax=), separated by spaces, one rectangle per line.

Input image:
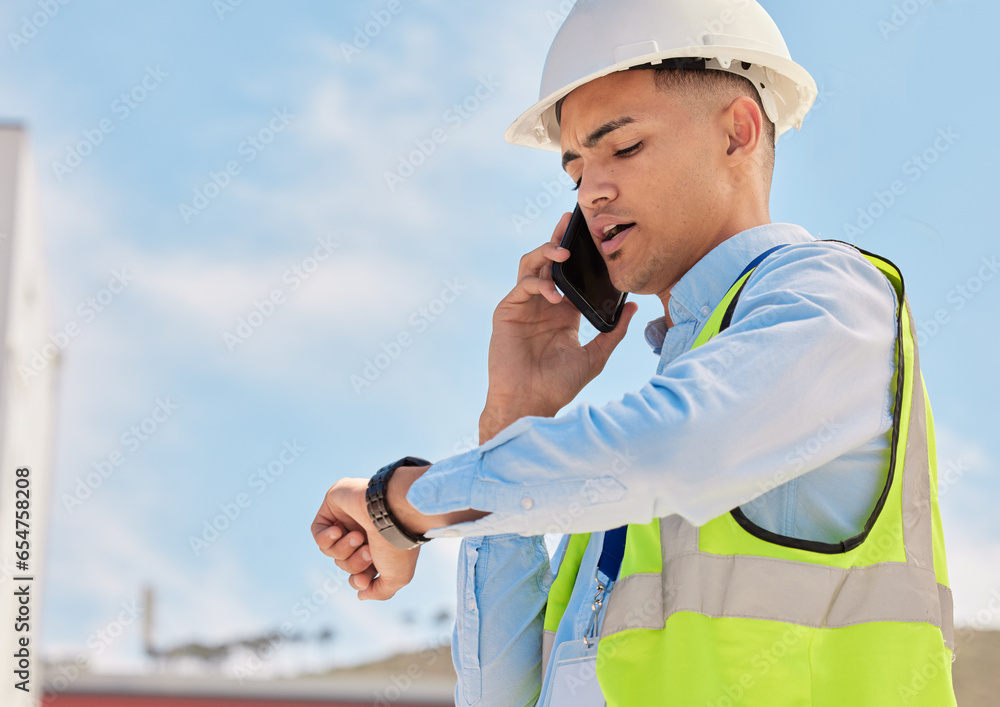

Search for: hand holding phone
xmin=551 ymin=206 xmax=628 ymax=333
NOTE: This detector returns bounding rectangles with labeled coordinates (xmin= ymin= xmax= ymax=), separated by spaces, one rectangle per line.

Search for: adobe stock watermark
xmin=510 ymin=172 xmax=577 ymax=235
xmin=350 ymin=278 xmax=467 ymax=394
xmin=7 ymin=0 xmax=72 ymax=54
xmin=449 ymin=431 xmax=481 ymax=457
xmin=690 ymin=310 xmax=782 ymax=394
xmin=214 ymin=0 xmax=244 ymax=21
xmin=384 ymin=76 xmax=502 ymax=191
xmin=706 ymin=624 xmax=809 ymax=707
xmin=544 ymin=0 xmax=576 ymax=31
xmin=935 ymin=457 xmax=969 ymax=500
xmin=538 ymin=450 xmax=637 ymax=535
xmin=965 ymin=588 xmax=1000 ymax=634
xmin=775 ymin=85 xmax=834 ymax=152
xmin=19 ymin=268 xmax=135 ymax=385
xmin=340 ymin=0 xmax=414 ymax=62
xmin=51 ymin=65 xmax=168 ymax=181
xmin=372 ymin=632 xmax=450 ymax=706
xmin=178 ymin=107 xmax=296 ymax=223
xmin=736 ymin=419 xmax=845 ymax=505
xmin=894 ymin=572 xmax=981 ymax=707
xmin=60 ymin=397 xmax=179 ymax=513
xmin=693 ymin=337 xmax=755 ymax=394
xmin=878 ymin=0 xmax=934 ymax=40
xmin=188 ymin=440 xmax=305 ymax=556
xmin=895 ymin=649 xmax=956 ymax=704
xmin=677 ymin=0 xmax=759 ymax=47
xmin=785 ymin=419 xmax=844 ymax=474
xmin=42 ymin=598 xmax=144 ymax=704
xmin=232 ymin=570 xmax=348 ymax=681
xmin=222 ymin=234 xmax=340 ymax=353
xmin=914 ymin=255 xmax=999 ymax=348
xmin=843 ymin=127 xmax=960 ymax=240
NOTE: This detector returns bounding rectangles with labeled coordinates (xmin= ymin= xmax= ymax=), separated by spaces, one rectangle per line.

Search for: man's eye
xmin=615 ymin=141 xmax=643 ymax=157
xmin=572 ymin=177 xmax=582 ymax=191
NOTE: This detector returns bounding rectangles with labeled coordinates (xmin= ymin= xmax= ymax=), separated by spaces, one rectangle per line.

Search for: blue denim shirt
xmin=408 ymin=224 xmax=899 ymax=706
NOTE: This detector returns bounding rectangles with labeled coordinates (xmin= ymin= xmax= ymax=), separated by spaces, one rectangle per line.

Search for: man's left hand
xmin=311 ymin=477 xmax=420 ymax=601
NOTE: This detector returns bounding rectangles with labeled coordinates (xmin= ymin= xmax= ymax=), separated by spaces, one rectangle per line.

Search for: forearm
xmin=409 ymin=244 xmax=899 ymax=537
xmin=388 ymin=464 xmax=489 ymax=536
xmin=479 ymin=393 xmax=560 ymax=445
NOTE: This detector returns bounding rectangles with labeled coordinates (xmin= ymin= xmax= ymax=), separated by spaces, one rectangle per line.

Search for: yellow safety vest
xmin=543 ymin=246 xmax=955 ymax=706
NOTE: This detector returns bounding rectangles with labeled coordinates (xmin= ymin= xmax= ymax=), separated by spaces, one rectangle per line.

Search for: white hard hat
xmin=505 ymin=0 xmax=818 ymax=151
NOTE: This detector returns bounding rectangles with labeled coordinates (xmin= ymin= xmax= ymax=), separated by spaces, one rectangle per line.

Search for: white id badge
xmin=543 ymin=639 xmax=607 ymax=707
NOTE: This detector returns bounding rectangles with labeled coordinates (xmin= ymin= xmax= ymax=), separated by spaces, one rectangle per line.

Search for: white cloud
xmin=946 ymin=528 xmax=1000 ymax=629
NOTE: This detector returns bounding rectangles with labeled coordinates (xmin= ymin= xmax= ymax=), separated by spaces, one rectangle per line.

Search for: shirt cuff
xmin=406 ymin=418 xmax=547 ymax=538
xmin=408 ymin=447 xmax=521 ymax=538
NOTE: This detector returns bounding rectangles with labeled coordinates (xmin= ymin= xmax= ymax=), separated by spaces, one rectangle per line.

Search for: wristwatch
xmin=366 ymin=456 xmax=432 ymax=551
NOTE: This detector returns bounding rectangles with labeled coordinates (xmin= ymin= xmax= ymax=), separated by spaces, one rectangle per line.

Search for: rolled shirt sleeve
xmin=408 ymin=238 xmax=899 ymax=539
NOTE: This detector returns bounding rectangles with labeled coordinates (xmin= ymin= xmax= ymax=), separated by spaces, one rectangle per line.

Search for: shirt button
xmin=467 ymin=599 xmax=477 ymax=612
xmin=521 ymin=496 xmax=534 ymax=510
xmin=700 ymin=305 xmax=712 ymax=317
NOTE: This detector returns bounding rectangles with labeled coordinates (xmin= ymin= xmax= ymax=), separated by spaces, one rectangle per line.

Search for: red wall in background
xmin=43 ymin=695 xmax=446 ymax=707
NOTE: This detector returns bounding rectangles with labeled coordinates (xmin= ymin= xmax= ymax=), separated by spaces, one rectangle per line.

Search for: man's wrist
xmin=386 ymin=464 xmax=437 ymax=537
xmin=367 ymin=458 xmax=432 ymax=550
xmin=387 ymin=463 xmax=491 ymax=535
xmin=480 ymin=395 xmax=557 ymax=444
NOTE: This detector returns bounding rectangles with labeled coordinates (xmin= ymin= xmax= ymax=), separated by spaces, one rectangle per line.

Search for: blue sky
xmin=1 ymin=0 xmax=997 ymax=677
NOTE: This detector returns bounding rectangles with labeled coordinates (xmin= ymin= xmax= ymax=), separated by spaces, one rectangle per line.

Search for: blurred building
xmin=43 ymin=668 xmax=454 ymax=706
xmin=0 ymin=125 xmax=58 ymax=707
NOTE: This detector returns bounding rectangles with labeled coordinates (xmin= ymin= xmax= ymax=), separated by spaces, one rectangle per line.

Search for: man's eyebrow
xmin=561 ymin=116 xmax=638 ymax=170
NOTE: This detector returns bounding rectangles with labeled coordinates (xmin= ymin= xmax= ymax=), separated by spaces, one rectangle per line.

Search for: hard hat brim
xmin=505 ymin=47 xmax=818 ymax=153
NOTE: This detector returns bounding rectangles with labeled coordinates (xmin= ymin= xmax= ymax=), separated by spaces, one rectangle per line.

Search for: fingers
xmin=506 ymin=270 xmax=565 ymax=307
xmin=510 ymin=229 xmax=574 ymax=308
xmin=315 ymin=523 xmax=365 ymax=560
xmin=518 ymin=212 xmax=572 ymax=279
xmin=583 ymin=301 xmax=640 ymax=370
xmin=350 ymin=566 xmax=379 ymax=594
xmin=359 ymin=573 xmax=401 ymax=602
xmin=505 ymin=213 xmax=577 ymax=309
xmin=308 ymin=478 xmax=409 ymax=602
xmin=312 ymin=519 xmax=341 ymax=552
xmin=549 ymin=211 xmax=573 ymax=244
xmin=314 ymin=523 xmax=379 ymax=597
xmin=516 ymin=241 xmax=569 ymax=284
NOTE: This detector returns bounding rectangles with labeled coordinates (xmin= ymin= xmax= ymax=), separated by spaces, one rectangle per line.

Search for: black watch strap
xmin=366 ymin=456 xmax=432 ymax=551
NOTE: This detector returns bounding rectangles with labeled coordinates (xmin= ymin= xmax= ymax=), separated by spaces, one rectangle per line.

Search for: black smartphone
xmin=551 ymin=205 xmax=628 ymax=333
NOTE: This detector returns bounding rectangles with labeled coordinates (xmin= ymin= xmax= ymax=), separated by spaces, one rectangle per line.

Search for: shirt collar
xmin=643 ymin=223 xmax=816 ymax=352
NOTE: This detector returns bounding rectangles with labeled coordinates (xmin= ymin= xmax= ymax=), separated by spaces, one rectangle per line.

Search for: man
xmin=312 ymin=1 xmax=956 ymax=704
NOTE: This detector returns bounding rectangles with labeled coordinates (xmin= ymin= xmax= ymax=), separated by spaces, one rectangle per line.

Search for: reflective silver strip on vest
xmin=541 ymin=629 xmax=555 ymax=676
xmin=602 ymin=299 xmax=955 ymax=651
xmin=601 ymin=560 xmax=954 ymax=649
xmin=901 ymin=302 xmax=935 ymax=572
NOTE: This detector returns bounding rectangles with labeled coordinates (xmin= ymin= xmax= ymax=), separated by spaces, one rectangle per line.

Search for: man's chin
xmin=608 ymin=270 xmax=636 ymax=295
xmin=607 ymin=256 xmax=632 ymax=291
xmin=608 ymin=264 xmax=651 ymax=296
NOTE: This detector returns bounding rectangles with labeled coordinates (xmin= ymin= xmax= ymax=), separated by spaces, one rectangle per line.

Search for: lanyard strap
xmin=737 ymin=244 xmax=788 ymax=282
xmin=586 ymin=526 xmax=628 ymax=646
xmin=597 ymin=526 xmax=627 ymax=582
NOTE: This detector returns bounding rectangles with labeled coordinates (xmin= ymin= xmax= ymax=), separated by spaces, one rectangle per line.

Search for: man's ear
xmin=725 ymin=96 xmax=763 ymax=163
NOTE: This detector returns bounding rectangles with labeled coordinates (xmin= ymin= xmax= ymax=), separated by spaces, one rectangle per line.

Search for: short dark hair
xmin=555 ymin=58 xmax=775 ymax=181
